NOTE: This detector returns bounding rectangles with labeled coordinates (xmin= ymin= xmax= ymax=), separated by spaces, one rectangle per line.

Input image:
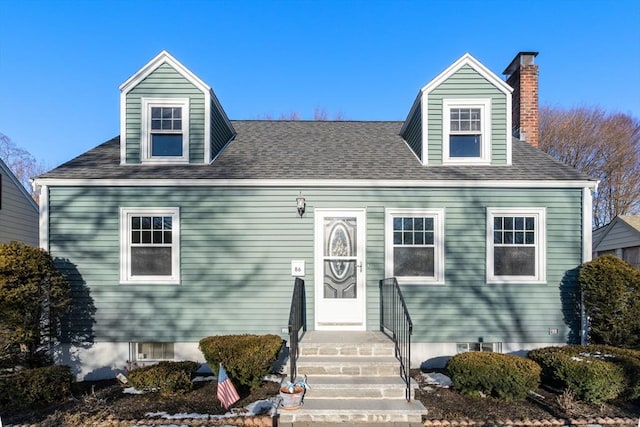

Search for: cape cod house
xmin=0 ymin=157 xmax=39 ymax=246
xmin=36 ymin=51 xmax=597 ymax=390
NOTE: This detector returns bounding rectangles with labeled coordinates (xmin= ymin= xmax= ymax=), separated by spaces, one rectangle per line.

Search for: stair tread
xmin=297 ymin=356 xmax=398 ymax=364
xmin=304 ymin=376 xmax=416 ymax=386
xmin=299 ymin=331 xmax=393 ymax=344
xmin=298 ymin=398 xmax=425 ymax=410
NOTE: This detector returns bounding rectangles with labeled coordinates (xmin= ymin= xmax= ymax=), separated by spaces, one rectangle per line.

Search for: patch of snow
xmin=143 ymin=397 xmax=280 ymax=422
xmin=421 ymin=372 xmax=452 ymax=388
xmin=262 ymin=374 xmax=284 ymax=383
xmin=122 ymin=387 xmax=145 ymax=394
xmin=579 ymin=351 xmax=614 ymax=359
xmin=246 ymin=398 xmax=278 ymax=415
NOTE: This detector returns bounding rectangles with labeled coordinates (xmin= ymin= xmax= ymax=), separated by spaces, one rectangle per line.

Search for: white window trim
xmin=486 ymin=207 xmax=546 ymax=284
xmin=442 ymin=98 xmax=491 ymax=164
xmin=141 ymin=98 xmax=190 ymax=164
xmin=120 ymin=207 xmax=181 ymax=284
xmin=385 ymin=208 xmax=445 ymax=285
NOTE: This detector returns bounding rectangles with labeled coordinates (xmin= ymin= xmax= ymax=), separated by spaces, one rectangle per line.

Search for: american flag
xmin=217 ymin=363 xmax=240 ymax=409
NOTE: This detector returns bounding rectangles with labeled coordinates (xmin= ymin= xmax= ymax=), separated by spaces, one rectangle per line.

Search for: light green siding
xmin=125 ymin=63 xmax=206 ymax=163
xmin=49 ymin=185 xmax=583 ymax=346
xmin=209 ymin=92 xmax=235 ymax=162
xmin=400 ymin=102 xmax=422 ymax=161
xmin=427 ymin=65 xmax=509 ymax=165
xmin=0 ymin=164 xmax=39 ymax=246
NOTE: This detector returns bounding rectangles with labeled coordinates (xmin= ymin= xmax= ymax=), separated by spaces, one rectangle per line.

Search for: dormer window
xmin=442 ymin=98 xmax=491 ymax=164
xmin=141 ymin=98 xmax=189 ymax=163
xmin=449 ymin=107 xmax=481 ymax=157
xmin=151 ymin=107 xmax=182 ymax=155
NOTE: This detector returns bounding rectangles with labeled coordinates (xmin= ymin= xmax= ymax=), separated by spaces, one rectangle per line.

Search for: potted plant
xmin=279 ymin=377 xmax=309 ymax=410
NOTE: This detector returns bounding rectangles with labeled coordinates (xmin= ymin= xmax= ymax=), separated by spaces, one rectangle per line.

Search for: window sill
xmin=442 ymin=159 xmax=491 ymax=165
xmin=486 ymin=278 xmax=547 ymax=285
xmin=140 ymin=158 xmax=190 ymax=165
xmin=120 ymin=279 xmax=181 ymax=285
xmin=395 ymin=278 xmax=446 ymax=286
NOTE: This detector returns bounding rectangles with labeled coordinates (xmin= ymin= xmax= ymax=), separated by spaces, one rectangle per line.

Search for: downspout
xmin=580 ymin=185 xmax=596 ymax=345
xmin=39 ymin=185 xmax=49 ymax=252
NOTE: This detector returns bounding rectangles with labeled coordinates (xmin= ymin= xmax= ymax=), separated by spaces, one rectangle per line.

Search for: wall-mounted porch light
xmin=296 ymin=192 xmax=306 ymax=218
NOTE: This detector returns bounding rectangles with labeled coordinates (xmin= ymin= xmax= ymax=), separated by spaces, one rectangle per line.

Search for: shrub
xmin=579 ymin=254 xmax=640 ymax=348
xmin=127 ymin=361 xmax=200 ymax=395
xmin=446 ymin=352 xmax=541 ymax=400
xmin=199 ymin=334 xmax=283 ymax=390
xmin=528 ymin=345 xmax=632 ymax=403
xmin=0 ymin=365 xmax=73 ymax=411
xmin=0 ymin=241 xmax=71 ymax=368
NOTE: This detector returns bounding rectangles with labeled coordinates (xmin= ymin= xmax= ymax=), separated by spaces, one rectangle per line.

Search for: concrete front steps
xmin=279 ymin=331 xmax=427 ymax=424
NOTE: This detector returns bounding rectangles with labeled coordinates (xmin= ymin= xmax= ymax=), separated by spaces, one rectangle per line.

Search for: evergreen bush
xmin=446 ymin=351 xmax=540 ymax=400
xmin=199 ymin=334 xmax=283 ymax=390
xmin=127 ymin=361 xmax=200 ymax=395
xmin=0 ymin=365 xmax=73 ymax=411
xmin=0 ymin=241 xmax=71 ymax=368
xmin=528 ymin=345 xmax=634 ymax=403
xmin=579 ymin=254 xmax=640 ymax=348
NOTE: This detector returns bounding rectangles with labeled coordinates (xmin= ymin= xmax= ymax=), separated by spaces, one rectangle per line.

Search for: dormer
xmin=401 ymin=53 xmax=513 ymax=166
xmin=119 ymin=51 xmax=235 ymax=165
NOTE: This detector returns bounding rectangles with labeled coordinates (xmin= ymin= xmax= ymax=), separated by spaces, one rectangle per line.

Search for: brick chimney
xmin=503 ymin=52 xmax=539 ymax=148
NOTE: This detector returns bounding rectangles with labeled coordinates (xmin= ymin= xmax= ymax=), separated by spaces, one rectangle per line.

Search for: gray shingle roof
xmin=39 ymin=120 xmax=595 ymax=182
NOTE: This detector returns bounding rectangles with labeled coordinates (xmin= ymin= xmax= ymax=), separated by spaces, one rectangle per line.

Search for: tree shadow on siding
xmin=53 ymin=257 xmax=96 ymax=378
xmin=560 ymin=266 xmax=582 ymax=345
xmin=411 ymin=188 xmax=583 ymax=369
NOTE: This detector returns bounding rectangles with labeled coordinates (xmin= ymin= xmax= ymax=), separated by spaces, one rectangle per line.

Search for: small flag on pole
xmin=217 ymin=363 xmax=240 ymax=409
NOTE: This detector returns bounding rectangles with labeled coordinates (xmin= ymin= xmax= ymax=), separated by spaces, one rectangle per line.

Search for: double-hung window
xmin=487 ymin=208 xmax=546 ymax=283
xmin=443 ymin=99 xmax=491 ymax=163
xmin=141 ymin=98 xmax=189 ymax=163
xmin=385 ymin=209 xmax=445 ymax=284
xmin=120 ymin=207 xmax=180 ymax=284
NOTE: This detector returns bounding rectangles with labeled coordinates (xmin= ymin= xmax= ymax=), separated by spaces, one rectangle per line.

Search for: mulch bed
xmin=2 ymin=372 xmax=639 ymax=426
xmin=416 ymin=369 xmax=640 ymax=426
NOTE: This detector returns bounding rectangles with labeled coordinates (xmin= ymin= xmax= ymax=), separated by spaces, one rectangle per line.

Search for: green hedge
xmin=579 ymin=254 xmax=640 ymax=348
xmin=199 ymin=334 xmax=283 ymax=390
xmin=446 ymin=352 xmax=541 ymax=400
xmin=127 ymin=361 xmax=200 ymax=395
xmin=528 ymin=345 xmax=636 ymax=403
xmin=0 ymin=365 xmax=73 ymax=411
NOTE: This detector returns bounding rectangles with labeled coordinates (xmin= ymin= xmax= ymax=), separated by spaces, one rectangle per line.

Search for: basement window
xmin=135 ymin=342 xmax=175 ymax=361
xmin=456 ymin=342 xmax=502 ymax=354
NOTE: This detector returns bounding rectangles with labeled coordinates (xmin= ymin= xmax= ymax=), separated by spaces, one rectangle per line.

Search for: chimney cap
xmin=503 ymin=51 xmax=539 ymax=76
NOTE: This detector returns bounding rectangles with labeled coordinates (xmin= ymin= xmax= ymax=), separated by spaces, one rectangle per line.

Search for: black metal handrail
xmin=288 ymin=277 xmax=306 ymax=383
xmin=379 ymin=277 xmax=413 ymax=401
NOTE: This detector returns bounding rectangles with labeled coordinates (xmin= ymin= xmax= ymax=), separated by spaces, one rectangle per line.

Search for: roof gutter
xmin=34 ymin=178 xmax=598 ymax=189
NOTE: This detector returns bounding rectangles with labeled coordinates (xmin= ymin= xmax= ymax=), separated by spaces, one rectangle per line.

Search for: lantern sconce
xmin=296 ymin=192 xmax=306 ymax=218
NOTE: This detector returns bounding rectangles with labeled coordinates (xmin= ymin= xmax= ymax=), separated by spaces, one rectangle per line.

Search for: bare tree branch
xmin=0 ymin=133 xmax=47 ymax=203
xmin=539 ymin=107 xmax=640 ymax=227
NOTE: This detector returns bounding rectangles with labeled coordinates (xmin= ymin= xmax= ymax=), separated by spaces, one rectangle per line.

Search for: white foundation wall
xmin=412 ymin=342 xmax=560 ymax=369
xmin=55 ymin=342 xmax=209 ymax=381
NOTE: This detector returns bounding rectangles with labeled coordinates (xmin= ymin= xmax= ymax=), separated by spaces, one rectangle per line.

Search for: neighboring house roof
xmin=593 ymin=215 xmax=640 ymax=252
xmin=37 ymin=121 xmax=594 ymax=184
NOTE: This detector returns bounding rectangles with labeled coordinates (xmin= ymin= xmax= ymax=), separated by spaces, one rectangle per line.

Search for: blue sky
xmin=1 ymin=0 xmax=639 ymax=169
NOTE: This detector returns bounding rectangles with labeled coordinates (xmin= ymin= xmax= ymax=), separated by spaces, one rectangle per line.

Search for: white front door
xmin=314 ymin=209 xmax=366 ymax=331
